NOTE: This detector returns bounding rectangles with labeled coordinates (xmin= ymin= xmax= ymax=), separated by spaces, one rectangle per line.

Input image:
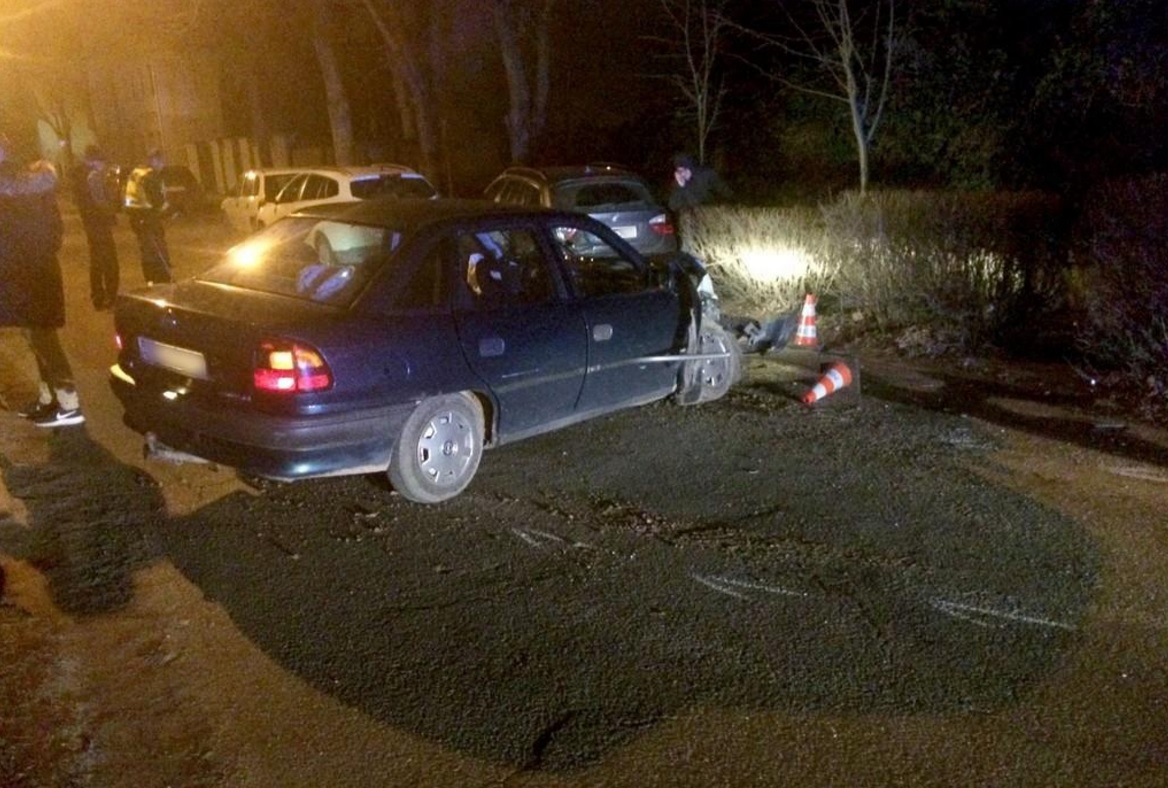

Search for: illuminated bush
xmin=678 ymin=205 xmax=838 ymax=316
xmin=680 ymin=190 xmax=1068 ymax=354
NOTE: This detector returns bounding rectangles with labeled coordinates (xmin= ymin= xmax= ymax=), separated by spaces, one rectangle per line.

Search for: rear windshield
xmin=561 ymin=180 xmax=654 ymax=211
xmin=350 ymin=174 xmax=437 ymax=200
xmin=200 ymin=216 xmax=405 ymax=306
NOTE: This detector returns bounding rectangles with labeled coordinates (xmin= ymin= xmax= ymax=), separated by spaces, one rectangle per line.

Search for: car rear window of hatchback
xmin=201 ymin=216 xmax=405 ymax=306
xmin=564 ymin=181 xmax=653 ymax=210
xmin=350 ymin=174 xmax=437 ymax=200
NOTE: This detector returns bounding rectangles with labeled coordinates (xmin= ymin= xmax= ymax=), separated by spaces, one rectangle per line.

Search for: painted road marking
xmin=690 ymin=573 xmax=812 ymax=601
xmin=929 ymin=598 xmax=1077 ymax=631
xmin=511 ymin=527 xmax=565 ymax=549
xmin=510 ymin=527 xmax=596 ymax=552
xmin=688 ymin=571 xmax=1077 ymax=633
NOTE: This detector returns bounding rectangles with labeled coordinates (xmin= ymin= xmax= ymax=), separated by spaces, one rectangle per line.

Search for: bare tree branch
xmin=647 ymin=0 xmax=729 ymax=164
xmin=729 ymin=0 xmax=898 ymax=193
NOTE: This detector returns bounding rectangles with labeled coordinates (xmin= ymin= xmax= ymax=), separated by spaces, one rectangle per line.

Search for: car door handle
xmin=479 ymin=336 xmax=505 ymax=357
xmin=592 ymin=324 xmax=613 ymax=342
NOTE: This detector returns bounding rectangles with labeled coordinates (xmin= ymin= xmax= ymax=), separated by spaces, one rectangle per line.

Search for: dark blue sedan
xmin=109 ymin=199 xmax=740 ymax=503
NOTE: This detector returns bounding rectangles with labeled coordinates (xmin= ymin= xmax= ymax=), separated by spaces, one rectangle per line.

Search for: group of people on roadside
xmin=0 ymin=134 xmax=174 ymax=428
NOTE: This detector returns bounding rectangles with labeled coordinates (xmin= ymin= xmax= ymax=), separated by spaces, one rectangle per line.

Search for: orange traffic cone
xmin=802 ymin=361 xmax=853 ymax=404
xmin=793 ymin=294 xmax=818 ymax=348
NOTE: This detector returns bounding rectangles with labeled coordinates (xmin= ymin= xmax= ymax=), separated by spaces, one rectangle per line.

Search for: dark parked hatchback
xmin=484 ymin=164 xmax=678 ymax=256
xmin=109 ymin=199 xmax=739 ymax=503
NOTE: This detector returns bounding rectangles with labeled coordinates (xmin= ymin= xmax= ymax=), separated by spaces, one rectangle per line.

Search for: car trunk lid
xmin=114 ymin=280 xmax=338 ymax=408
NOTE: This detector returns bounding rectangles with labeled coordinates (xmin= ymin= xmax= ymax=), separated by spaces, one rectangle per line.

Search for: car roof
xmin=291 ymin=197 xmax=610 ymax=232
xmin=241 ymin=167 xmax=303 ymax=177
xmin=498 ymin=164 xmax=644 ymax=184
xmin=284 ymin=163 xmax=427 ymax=180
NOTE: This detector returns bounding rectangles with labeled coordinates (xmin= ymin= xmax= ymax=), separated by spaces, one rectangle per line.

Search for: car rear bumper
xmin=110 ymin=364 xmax=414 ymax=480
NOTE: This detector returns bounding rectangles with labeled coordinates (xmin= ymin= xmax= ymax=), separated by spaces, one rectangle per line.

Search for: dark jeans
xmin=129 ymin=213 xmax=172 ymax=284
xmin=83 ymin=219 xmax=119 ymax=307
xmin=26 ymin=327 xmax=75 ymax=395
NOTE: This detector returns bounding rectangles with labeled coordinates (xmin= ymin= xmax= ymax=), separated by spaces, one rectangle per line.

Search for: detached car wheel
xmin=389 ymin=393 xmax=484 ymax=503
xmin=677 ymin=321 xmax=742 ymax=404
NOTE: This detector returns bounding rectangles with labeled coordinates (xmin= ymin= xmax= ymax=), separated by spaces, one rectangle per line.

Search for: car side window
xmin=496 ymin=180 xmax=520 ymax=204
xmin=265 ymin=174 xmax=296 ymax=201
xmin=551 ymin=223 xmax=647 ymax=298
xmin=275 ymin=174 xmax=306 ymax=203
xmin=302 ymin=175 xmax=338 ymax=201
xmin=454 ymin=227 xmax=554 ymax=311
xmin=515 ymin=181 xmax=541 ymax=207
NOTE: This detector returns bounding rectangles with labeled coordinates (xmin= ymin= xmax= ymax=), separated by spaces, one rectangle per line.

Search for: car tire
xmin=388 ymin=393 xmax=484 ymax=504
xmin=677 ymin=321 xmax=741 ymax=405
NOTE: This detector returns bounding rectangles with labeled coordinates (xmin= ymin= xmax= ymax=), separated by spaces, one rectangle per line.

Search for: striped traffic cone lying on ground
xmin=802 ymin=361 xmax=853 ymax=405
xmin=793 ymin=294 xmax=818 ymax=348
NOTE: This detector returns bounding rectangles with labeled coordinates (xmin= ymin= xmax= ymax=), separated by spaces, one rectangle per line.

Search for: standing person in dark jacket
xmin=124 ymin=148 xmax=172 ymax=284
xmin=72 ymin=145 xmax=120 ymax=309
xmin=668 ymin=153 xmax=732 ymax=212
xmin=0 ymin=134 xmax=84 ymax=427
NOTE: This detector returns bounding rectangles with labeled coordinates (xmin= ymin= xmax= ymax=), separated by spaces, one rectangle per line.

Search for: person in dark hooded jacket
xmin=0 ymin=135 xmax=84 ymax=426
xmin=668 ymin=153 xmax=732 ymax=212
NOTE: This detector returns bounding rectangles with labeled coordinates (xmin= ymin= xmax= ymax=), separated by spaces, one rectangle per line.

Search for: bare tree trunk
xmin=360 ymin=0 xmax=440 ymax=180
xmin=311 ymin=4 xmax=355 ymax=166
xmin=493 ymin=0 xmax=555 ymax=164
xmin=736 ymin=0 xmax=895 ymax=194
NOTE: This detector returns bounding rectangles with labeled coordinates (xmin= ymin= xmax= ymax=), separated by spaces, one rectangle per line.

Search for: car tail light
xmin=649 ymin=213 xmax=675 ymax=236
xmin=254 ymin=340 xmax=333 ymax=392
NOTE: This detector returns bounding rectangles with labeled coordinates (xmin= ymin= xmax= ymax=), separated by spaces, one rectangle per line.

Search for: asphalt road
xmin=1 ymin=207 xmax=1166 ymax=786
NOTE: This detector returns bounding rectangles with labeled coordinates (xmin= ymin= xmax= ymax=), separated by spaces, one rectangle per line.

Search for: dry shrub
xmin=677 ymin=205 xmax=839 ymax=316
xmin=824 ymin=191 xmax=1068 ymax=351
xmin=1075 ymin=174 xmax=1168 ymax=399
xmin=680 ymin=190 xmax=1068 ymax=355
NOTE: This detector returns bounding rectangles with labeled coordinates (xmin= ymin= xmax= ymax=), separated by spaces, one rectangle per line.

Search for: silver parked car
xmin=484 ymin=164 xmax=678 ymax=256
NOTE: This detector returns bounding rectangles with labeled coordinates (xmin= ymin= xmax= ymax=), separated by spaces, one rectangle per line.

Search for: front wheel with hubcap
xmin=676 ymin=321 xmax=742 ymax=405
xmin=388 ymin=393 xmax=484 ymax=504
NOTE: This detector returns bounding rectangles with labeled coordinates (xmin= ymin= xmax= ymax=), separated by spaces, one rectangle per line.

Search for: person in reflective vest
xmin=124 ymin=148 xmax=173 ymax=284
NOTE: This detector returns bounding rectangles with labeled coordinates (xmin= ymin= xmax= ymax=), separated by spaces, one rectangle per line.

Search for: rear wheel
xmin=388 ymin=393 xmax=484 ymax=503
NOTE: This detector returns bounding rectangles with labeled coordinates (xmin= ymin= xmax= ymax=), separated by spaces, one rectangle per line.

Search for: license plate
xmin=138 ymin=337 xmax=208 ymax=379
xmin=614 ymin=225 xmax=638 ymax=239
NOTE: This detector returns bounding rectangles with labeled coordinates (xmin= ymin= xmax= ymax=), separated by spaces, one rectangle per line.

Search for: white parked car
xmin=254 ymin=164 xmax=438 ymax=229
xmin=220 ymin=168 xmax=303 ymax=233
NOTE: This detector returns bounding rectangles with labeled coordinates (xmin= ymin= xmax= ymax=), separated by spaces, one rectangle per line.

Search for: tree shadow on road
xmin=860 ymin=362 xmax=1168 ymax=469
